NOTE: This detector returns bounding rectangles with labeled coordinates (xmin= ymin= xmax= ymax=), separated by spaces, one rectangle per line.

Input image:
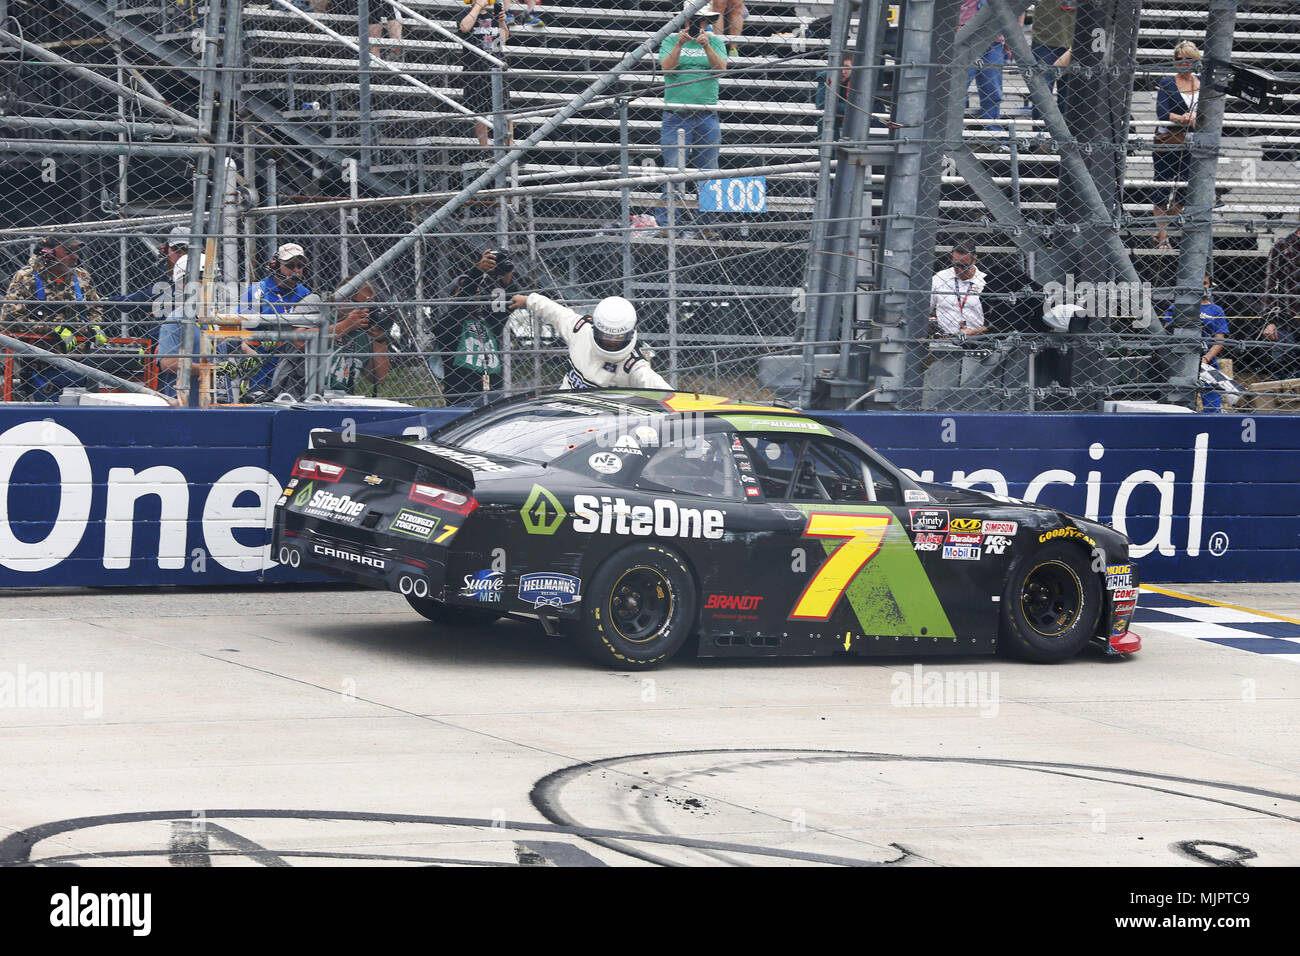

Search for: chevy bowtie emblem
xmin=363 ymin=474 xmax=383 ymax=485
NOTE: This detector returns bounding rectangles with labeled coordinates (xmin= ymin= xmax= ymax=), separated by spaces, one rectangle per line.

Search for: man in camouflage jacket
xmin=0 ymin=236 xmax=106 ymax=399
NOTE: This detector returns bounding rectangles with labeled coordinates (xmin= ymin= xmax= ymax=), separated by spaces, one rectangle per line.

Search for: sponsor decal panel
xmin=611 ymin=436 xmax=644 ymax=457
xmin=1111 ymin=586 xmax=1138 ymax=602
xmin=301 ymin=488 xmax=367 ymax=524
xmin=982 ymin=520 xmax=1017 ymax=535
xmin=461 ymin=569 xmax=504 ymax=603
xmin=518 ymin=572 xmax=582 ymax=609
xmin=1038 ymin=526 xmax=1097 ymax=546
xmin=949 ymin=517 xmax=983 ymax=533
xmin=904 ymin=489 xmax=930 ymax=503
xmin=388 ymin=509 xmax=440 ymax=541
xmin=588 ymin=452 xmax=622 ymax=475
xmin=913 ymin=532 xmax=943 ymax=552
xmin=1106 ymin=564 xmax=1134 ymax=589
xmin=572 ymin=495 xmax=725 ymax=540
xmin=313 ymin=543 xmax=387 ymax=571
xmin=981 ymin=534 xmax=1012 ymax=555
xmin=944 ymin=532 xmax=982 ymax=546
xmin=416 ymin=442 xmax=511 ymax=473
xmin=704 ymin=594 xmax=763 ymax=612
xmin=521 ymin=484 xmax=566 ymax=535
xmin=909 ymin=509 xmax=949 ymax=532
xmin=942 ymin=544 xmax=981 ymax=561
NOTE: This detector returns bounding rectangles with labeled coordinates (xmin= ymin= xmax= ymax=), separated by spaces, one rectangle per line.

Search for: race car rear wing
xmin=308 ymin=431 xmax=476 ymax=489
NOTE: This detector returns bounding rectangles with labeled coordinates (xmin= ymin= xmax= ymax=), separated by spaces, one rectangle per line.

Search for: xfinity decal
xmin=572 ymin=495 xmax=724 ymax=540
xmin=909 ymin=509 xmax=949 ymax=532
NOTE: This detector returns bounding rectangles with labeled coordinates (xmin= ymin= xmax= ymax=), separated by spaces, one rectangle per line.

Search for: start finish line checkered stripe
xmin=1133 ymin=587 xmax=1300 ymax=663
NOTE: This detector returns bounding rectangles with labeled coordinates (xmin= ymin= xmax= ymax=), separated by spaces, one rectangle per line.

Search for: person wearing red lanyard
xmin=929 ymin=239 xmax=988 ymax=336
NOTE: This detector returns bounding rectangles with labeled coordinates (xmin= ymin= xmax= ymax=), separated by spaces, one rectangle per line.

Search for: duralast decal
xmin=573 ymin=495 xmax=725 ymax=540
xmin=944 ymin=533 xmax=982 ymax=546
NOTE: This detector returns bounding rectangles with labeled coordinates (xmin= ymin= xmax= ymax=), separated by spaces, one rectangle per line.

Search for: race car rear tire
xmin=405 ymin=595 xmax=502 ymax=629
xmin=1000 ymin=543 xmax=1101 ymax=663
xmin=577 ymin=543 xmax=697 ymax=670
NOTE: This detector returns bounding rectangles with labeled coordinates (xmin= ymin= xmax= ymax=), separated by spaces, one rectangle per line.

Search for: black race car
xmin=272 ymin=391 xmax=1141 ymax=668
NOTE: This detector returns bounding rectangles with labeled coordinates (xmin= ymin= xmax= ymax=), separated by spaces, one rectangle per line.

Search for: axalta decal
xmin=789 ymin=506 xmax=955 ymax=638
xmin=897 ymin=432 xmax=1216 ymax=560
xmin=573 ymin=495 xmax=724 ymax=540
xmin=1038 ymin=526 xmax=1097 ymax=546
xmin=518 ymin=572 xmax=582 ymax=609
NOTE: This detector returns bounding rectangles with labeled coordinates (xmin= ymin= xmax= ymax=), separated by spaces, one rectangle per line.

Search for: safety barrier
xmin=0 ymin=404 xmax=1295 ymax=587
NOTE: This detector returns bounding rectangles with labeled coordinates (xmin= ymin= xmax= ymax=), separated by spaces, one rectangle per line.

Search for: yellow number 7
xmin=790 ymin=512 xmax=892 ymax=620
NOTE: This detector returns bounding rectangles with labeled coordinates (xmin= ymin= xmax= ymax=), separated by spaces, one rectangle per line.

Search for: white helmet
xmin=591 ymin=296 xmax=638 ymax=360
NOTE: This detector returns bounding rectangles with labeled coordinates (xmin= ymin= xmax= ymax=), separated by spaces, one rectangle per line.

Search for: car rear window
xmin=437 ymin=402 xmax=625 ymax=463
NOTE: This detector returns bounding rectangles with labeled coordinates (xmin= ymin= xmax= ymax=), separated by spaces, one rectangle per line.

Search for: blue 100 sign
xmin=699 ymin=176 xmax=767 ymax=213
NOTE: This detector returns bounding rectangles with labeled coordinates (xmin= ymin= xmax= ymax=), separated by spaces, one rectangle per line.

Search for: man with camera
xmin=435 ymin=246 xmax=517 ymax=404
xmin=655 ymin=12 xmax=728 ymax=234
xmin=1 ymin=235 xmax=107 ymax=401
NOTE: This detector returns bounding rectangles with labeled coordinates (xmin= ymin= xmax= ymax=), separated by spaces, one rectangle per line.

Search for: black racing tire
xmin=999 ymin=543 xmax=1102 ymax=663
xmin=576 ymin=543 xmax=697 ymax=670
xmin=405 ymin=594 xmax=503 ymax=629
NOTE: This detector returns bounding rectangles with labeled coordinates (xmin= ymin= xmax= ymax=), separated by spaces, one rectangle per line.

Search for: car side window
xmin=636 ymin=434 xmax=740 ymax=499
xmin=741 ymin=435 xmax=803 ymax=500
xmin=807 ymin=439 xmax=901 ymax=504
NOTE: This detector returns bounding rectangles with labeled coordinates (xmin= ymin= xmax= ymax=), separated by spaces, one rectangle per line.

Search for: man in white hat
xmin=508 ymin=291 xmax=670 ymax=390
xmin=223 ymin=242 xmax=316 ymax=400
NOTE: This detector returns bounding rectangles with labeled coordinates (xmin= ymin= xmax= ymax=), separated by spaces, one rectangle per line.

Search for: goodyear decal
xmin=791 ymin=505 xmax=956 ymax=638
xmin=719 ymin=414 xmax=831 ymax=436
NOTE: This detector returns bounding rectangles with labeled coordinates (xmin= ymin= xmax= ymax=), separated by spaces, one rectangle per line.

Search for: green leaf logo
xmin=294 ymin=482 xmax=314 ymax=507
xmin=521 ymin=484 xmax=565 ymax=535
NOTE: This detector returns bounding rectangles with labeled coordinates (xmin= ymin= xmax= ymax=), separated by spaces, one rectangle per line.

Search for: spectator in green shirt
xmin=654 ymin=18 xmax=728 ymax=233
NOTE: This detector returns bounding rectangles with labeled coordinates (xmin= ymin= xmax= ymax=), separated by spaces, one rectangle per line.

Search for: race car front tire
xmin=999 ymin=542 xmax=1102 ymax=663
xmin=577 ymin=543 xmax=697 ymax=669
xmin=406 ymin=594 xmax=503 ymax=629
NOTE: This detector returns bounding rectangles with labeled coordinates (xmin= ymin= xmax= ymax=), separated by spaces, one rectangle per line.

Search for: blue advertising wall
xmin=0 ymin=405 xmax=1295 ymax=587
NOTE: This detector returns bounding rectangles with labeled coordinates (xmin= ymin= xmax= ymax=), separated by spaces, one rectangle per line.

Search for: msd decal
xmin=913 ymin=532 xmax=943 ymax=552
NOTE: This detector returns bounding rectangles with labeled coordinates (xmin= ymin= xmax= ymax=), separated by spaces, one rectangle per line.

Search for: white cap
xmin=276 ymin=242 xmax=307 ymax=262
xmin=591 ymin=296 xmax=638 ymax=360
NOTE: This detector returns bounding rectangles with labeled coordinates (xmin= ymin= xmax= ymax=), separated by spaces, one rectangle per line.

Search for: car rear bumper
xmin=274 ymin=522 xmax=446 ymax=599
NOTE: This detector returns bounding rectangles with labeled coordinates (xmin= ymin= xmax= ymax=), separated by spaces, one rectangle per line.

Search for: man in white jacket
xmin=508 ymin=292 xmax=671 ymax=390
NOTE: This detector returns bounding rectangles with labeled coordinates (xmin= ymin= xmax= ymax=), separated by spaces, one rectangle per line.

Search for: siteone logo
xmin=305 ymin=489 xmax=365 ymax=519
xmin=572 ymin=495 xmax=724 ymax=539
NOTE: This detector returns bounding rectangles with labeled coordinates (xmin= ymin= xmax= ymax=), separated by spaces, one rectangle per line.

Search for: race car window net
xmin=635 ymin=434 xmax=740 ymax=500
xmin=437 ymin=406 xmax=628 ymax=463
xmin=802 ymin=441 xmax=901 ymax=505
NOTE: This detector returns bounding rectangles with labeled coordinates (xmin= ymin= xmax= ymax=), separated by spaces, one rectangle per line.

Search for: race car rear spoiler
xmin=309 ymin=431 xmax=476 ymax=488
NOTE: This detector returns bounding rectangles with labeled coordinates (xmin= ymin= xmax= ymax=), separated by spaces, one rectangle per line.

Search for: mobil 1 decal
xmin=789 ymin=505 xmax=955 ymax=638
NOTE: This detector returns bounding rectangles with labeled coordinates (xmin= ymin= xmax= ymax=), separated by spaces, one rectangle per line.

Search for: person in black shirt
xmin=457 ymin=0 xmax=512 ymax=149
xmin=435 ymin=247 xmax=518 ymax=404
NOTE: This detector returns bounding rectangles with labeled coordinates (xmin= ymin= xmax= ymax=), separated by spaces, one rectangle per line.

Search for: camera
xmin=488 ymin=249 xmax=515 ymax=277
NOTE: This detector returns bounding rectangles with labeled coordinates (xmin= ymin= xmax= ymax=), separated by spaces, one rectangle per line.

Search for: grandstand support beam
xmin=0 ymin=140 xmax=205 ymax=158
xmin=58 ymin=0 xmax=403 ymax=198
xmin=0 ymin=115 xmax=201 ymax=139
xmin=335 ymin=0 xmax=716 ymax=302
xmin=0 ymin=28 xmax=204 ymax=134
xmin=801 ymin=0 xmax=852 ymax=407
xmin=990 ymin=0 xmax=1141 ymax=301
xmin=1169 ymin=0 xmax=1237 ymax=402
xmin=870 ymin=0 xmax=964 ymax=408
xmin=950 ymin=146 xmax=1051 ymax=263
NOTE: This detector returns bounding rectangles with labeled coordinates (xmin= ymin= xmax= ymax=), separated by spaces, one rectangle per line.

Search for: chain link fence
xmin=1 ymin=0 xmax=1298 ymax=411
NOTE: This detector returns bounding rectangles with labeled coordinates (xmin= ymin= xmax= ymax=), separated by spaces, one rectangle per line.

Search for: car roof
xmin=527 ymin=389 xmax=821 ymax=425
